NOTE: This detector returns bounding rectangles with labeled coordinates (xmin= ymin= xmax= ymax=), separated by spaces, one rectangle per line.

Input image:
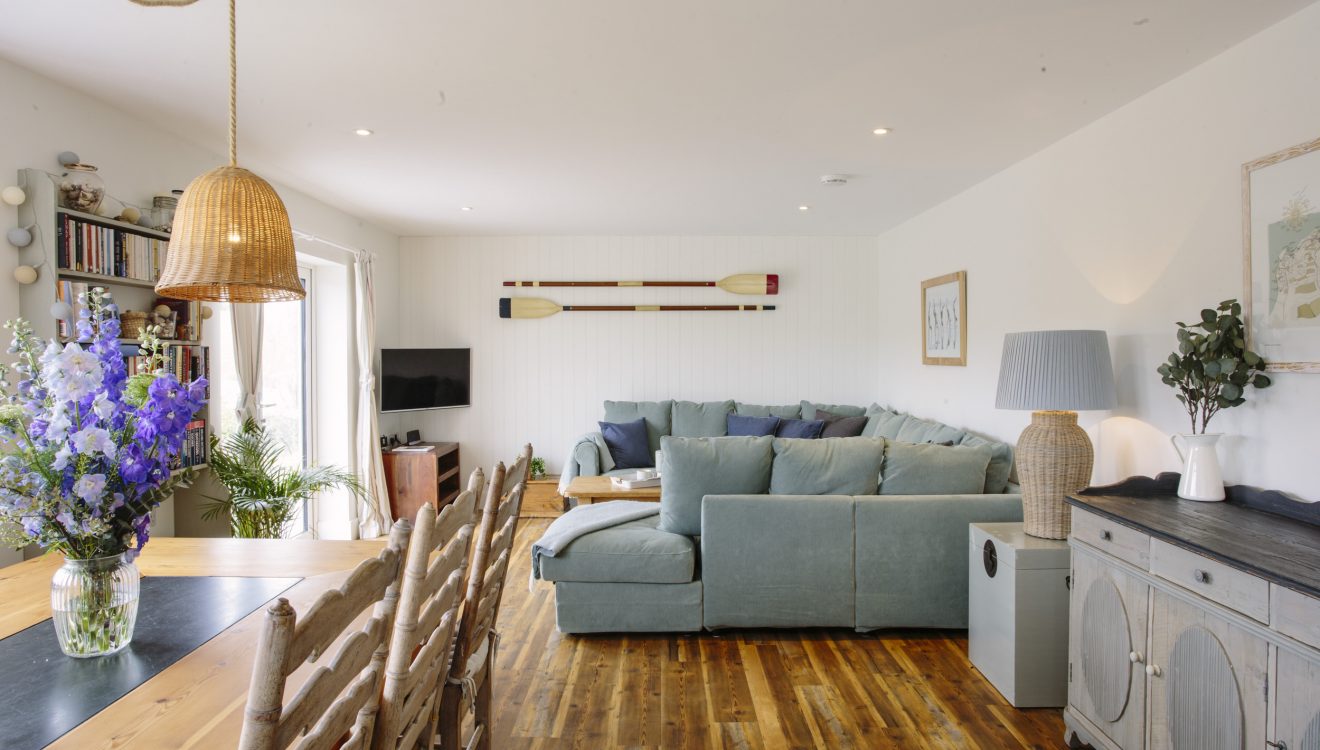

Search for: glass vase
xmin=50 ymin=553 xmax=140 ymax=658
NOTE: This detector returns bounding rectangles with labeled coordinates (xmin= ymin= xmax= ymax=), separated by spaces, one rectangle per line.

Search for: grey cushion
xmin=800 ymin=401 xmax=866 ymax=418
xmin=658 ymin=436 xmax=773 ymax=536
xmin=769 ymin=437 xmax=886 ymax=495
xmin=864 ymin=407 xmax=910 ymax=439
xmin=603 ymin=400 xmax=674 ymax=454
xmin=672 ymin=400 xmax=735 ymax=437
xmin=813 ymin=409 xmax=869 ymax=438
xmin=959 ymin=433 xmax=1015 ymax=494
xmin=894 ymin=415 xmax=966 ymax=445
xmin=880 ymin=440 xmax=993 ymax=495
xmin=701 ymin=494 xmax=855 ymax=628
xmin=734 ymin=402 xmax=802 ymax=419
xmin=554 ymin=580 xmax=703 ymax=633
xmin=538 ymin=515 xmax=695 ymax=584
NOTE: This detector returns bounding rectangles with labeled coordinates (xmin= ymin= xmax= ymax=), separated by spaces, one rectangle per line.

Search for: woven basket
xmin=1016 ymin=410 xmax=1094 ymax=539
xmin=119 ymin=311 xmax=148 ymax=340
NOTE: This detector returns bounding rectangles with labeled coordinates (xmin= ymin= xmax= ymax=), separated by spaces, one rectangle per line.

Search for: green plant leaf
xmin=1253 ymin=374 xmax=1272 ymax=388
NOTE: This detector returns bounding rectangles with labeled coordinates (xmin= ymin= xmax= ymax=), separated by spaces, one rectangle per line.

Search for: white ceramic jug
xmin=1170 ymin=433 xmax=1225 ymax=502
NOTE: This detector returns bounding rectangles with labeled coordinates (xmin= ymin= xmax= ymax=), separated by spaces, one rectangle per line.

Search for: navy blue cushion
xmin=599 ymin=418 xmax=654 ymax=469
xmin=726 ymin=413 xmax=781 ymax=437
xmin=776 ymin=418 xmax=825 ymax=439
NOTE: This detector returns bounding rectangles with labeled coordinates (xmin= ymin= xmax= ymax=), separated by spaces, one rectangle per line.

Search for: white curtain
xmin=230 ymin=303 xmax=264 ymax=425
xmin=354 ymin=250 xmax=391 ymax=539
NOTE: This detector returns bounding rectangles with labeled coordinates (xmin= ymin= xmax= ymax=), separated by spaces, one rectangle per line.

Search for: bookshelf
xmin=15 ymin=167 xmax=210 ymax=470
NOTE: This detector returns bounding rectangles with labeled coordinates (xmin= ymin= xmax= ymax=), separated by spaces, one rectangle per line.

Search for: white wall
xmin=386 ymin=236 xmax=879 ymax=477
xmin=874 ymin=3 xmax=1320 ymax=500
xmin=0 ymin=58 xmax=401 ymax=555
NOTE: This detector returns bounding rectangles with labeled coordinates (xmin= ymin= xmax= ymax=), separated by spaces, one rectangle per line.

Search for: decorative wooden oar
xmin=503 ymin=273 xmax=778 ymax=295
xmin=500 ymin=297 xmax=775 ymax=319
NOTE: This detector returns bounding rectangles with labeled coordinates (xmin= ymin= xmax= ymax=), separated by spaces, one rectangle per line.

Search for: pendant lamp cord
xmin=228 ymin=0 xmax=237 ymax=167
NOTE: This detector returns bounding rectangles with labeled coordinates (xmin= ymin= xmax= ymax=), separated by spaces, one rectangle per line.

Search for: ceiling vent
xmin=820 ymin=174 xmax=849 ymax=186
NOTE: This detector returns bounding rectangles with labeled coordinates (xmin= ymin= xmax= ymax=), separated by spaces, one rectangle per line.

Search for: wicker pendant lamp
xmin=153 ymin=0 xmax=304 ymax=302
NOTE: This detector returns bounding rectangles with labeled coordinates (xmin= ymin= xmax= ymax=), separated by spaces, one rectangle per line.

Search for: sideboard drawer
xmin=1271 ymin=584 xmax=1320 ymax=650
xmin=1071 ymin=508 xmax=1150 ymax=569
xmin=1150 ymin=539 xmax=1270 ymax=623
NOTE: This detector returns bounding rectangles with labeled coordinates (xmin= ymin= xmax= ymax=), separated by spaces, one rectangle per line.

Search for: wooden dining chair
xmin=436 ymin=454 xmax=529 ymax=750
xmin=239 ymin=519 xmax=412 ymax=750
xmin=503 ymin=443 xmax=533 ymax=497
xmin=370 ymin=488 xmax=480 ymax=750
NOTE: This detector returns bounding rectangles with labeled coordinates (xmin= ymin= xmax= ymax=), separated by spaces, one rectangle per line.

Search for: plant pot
xmin=50 ymin=552 xmax=140 ymax=658
xmin=1170 ymin=433 xmax=1225 ymax=502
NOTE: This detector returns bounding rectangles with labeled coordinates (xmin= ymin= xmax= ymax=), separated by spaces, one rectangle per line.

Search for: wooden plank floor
xmin=493 ymin=519 xmax=1067 ymax=749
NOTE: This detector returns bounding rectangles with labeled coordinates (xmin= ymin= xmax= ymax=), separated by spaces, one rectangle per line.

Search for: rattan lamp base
xmin=1016 ymin=410 xmax=1094 ymax=539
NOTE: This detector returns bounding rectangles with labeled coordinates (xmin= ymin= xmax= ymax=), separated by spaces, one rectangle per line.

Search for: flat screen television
xmin=380 ymin=348 xmax=471 ymax=412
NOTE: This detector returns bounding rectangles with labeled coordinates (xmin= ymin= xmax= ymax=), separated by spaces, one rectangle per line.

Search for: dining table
xmin=0 ymin=536 xmax=387 ymax=749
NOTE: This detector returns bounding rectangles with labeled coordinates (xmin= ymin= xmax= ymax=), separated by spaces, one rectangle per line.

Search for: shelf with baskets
xmin=14 ymin=167 xmax=210 ymax=471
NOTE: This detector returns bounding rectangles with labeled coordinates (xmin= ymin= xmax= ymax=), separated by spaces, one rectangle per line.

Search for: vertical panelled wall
xmin=384 ymin=236 xmax=880 ymax=476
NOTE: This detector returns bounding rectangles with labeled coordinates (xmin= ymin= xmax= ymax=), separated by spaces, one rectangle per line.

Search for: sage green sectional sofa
xmin=544 ymin=401 xmax=1022 ymax=634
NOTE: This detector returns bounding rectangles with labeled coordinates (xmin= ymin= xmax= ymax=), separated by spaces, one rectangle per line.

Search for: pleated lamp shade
xmin=155 ymin=166 xmax=305 ymax=302
xmin=996 ymin=330 xmax=1116 ymax=411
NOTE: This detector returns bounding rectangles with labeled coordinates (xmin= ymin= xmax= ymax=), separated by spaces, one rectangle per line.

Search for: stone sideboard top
xmin=1067 ymin=473 xmax=1320 ymax=599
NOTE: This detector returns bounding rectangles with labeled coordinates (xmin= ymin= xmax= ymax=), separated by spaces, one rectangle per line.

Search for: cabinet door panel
xmin=1069 ymin=549 xmax=1148 ymax=749
xmin=1275 ymin=649 xmax=1320 ymax=750
xmin=1147 ymin=590 xmax=1267 ymax=750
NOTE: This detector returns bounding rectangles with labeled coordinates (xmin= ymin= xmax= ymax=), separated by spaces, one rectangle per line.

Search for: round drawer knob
xmin=1194 ymin=569 xmax=1210 ymax=584
xmin=1129 ymin=651 xmax=1144 ymax=664
xmin=1145 ymin=664 xmax=1162 ymax=677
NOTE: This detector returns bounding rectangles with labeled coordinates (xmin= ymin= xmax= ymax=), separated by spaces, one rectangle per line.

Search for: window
xmin=215 ymin=267 xmax=313 ymax=532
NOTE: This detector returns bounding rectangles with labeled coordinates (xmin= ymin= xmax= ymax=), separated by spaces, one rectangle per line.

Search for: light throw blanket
xmin=530 ymin=500 xmax=660 ymax=582
xmin=557 ymin=431 xmax=616 ymax=495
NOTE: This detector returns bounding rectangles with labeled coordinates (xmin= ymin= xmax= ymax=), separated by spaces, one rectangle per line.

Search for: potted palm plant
xmin=203 ymin=418 xmax=366 ymax=538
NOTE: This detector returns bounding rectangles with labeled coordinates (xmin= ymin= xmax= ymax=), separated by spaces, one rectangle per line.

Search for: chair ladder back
xmin=501 ymin=443 xmax=533 ymax=498
xmin=372 ymin=493 xmax=478 ymax=750
xmin=239 ymin=519 xmax=411 ymax=750
xmin=448 ymin=462 xmax=505 ymax=683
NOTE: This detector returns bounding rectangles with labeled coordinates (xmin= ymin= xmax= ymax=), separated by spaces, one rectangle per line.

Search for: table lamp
xmin=996 ymin=330 xmax=1116 ymax=539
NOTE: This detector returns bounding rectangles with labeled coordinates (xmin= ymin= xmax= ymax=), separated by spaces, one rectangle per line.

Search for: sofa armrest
xmin=854 ymin=493 xmax=1023 ymax=630
xmin=700 ymin=494 xmax=855 ymax=628
xmin=557 ymin=433 xmax=607 ymax=495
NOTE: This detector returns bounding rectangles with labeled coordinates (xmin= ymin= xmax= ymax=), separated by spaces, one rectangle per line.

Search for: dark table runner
xmin=0 ymin=575 xmax=298 ymax=749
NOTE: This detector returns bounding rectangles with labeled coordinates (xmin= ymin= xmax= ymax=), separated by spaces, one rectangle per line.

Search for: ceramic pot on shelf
xmin=1170 ymin=433 xmax=1225 ymax=502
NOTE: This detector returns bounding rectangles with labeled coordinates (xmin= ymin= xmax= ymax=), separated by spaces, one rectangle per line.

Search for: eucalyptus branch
xmin=1157 ymin=299 xmax=1272 ymax=435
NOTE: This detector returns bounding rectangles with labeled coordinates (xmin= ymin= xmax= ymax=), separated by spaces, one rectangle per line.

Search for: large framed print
xmin=1243 ymin=136 xmax=1320 ymax=373
xmin=921 ymin=271 xmax=967 ymax=366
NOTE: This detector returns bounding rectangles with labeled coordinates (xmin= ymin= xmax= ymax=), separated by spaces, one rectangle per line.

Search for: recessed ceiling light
xmin=354 ymin=128 xmax=374 ymax=136
xmin=461 ymin=206 xmax=473 ymax=212
xmin=872 ymin=127 xmax=891 ymax=136
xmin=798 ymin=205 xmax=810 ymax=211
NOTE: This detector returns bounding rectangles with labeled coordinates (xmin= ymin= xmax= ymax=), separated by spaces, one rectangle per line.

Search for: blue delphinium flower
xmin=0 ymin=288 xmax=207 ymax=560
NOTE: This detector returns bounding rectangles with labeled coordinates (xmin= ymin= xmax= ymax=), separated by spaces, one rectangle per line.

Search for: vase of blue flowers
xmin=0 ymin=288 xmax=206 ymax=657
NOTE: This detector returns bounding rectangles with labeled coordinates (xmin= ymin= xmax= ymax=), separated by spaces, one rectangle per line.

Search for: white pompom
xmin=1 ymin=186 xmax=25 ymax=206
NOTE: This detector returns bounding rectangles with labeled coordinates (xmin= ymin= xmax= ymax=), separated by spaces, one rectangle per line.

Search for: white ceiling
xmin=0 ymin=1 xmax=1313 ymax=236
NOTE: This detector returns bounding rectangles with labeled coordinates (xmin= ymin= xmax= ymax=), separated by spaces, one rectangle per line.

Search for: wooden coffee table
xmin=565 ymin=474 xmax=661 ymax=505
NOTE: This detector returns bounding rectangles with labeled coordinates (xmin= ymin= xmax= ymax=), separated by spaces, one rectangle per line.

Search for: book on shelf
xmin=169 ymin=419 xmax=208 ymax=470
xmin=56 ymin=213 xmax=165 ymax=282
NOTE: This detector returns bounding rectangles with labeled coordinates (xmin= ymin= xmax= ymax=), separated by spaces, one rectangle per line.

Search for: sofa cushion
xmin=800 ymin=401 xmax=866 ymax=418
xmin=735 ymin=402 xmax=802 ymax=419
xmin=958 ymin=433 xmax=1015 ymax=494
xmin=658 ymin=436 xmax=774 ymax=536
xmin=598 ymin=418 xmax=653 ymax=469
xmin=894 ymin=415 xmax=966 ymax=445
xmin=879 ymin=440 xmax=992 ymax=495
xmin=864 ymin=406 xmax=910 ymax=439
xmin=814 ymin=409 xmax=869 ymax=438
xmin=775 ymin=418 xmax=825 ymax=439
xmin=603 ymin=400 xmax=674 ymax=454
xmin=538 ymin=515 xmax=695 ymax=584
xmin=727 ymin=414 xmax=780 ymax=437
xmin=770 ymin=436 xmax=885 ymax=495
xmin=672 ymin=400 xmax=735 ymax=437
